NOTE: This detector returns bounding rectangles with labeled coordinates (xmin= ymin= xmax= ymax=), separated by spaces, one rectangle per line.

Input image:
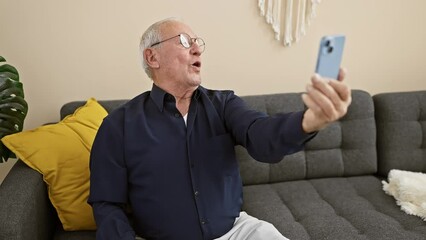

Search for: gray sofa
xmin=1 ymin=89 xmax=425 ymax=240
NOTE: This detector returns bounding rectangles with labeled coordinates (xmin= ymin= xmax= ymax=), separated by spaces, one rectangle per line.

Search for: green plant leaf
xmin=0 ymin=144 xmax=11 ymax=162
xmin=0 ymin=57 xmax=27 ymax=162
xmin=0 ymin=64 xmax=19 ymax=82
xmin=0 ymin=78 xmax=24 ymax=97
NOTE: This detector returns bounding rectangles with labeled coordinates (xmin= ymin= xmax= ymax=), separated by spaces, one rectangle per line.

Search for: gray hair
xmin=139 ymin=17 xmax=181 ymax=79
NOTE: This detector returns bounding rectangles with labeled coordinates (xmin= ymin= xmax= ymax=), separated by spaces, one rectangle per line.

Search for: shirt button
xmin=174 ymin=113 xmax=180 ymax=118
xmin=200 ymin=219 xmax=209 ymax=225
xmin=194 ymin=191 xmax=199 ymax=197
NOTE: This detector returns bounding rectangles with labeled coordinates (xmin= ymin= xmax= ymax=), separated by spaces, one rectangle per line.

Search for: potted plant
xmin=0 ymin=56 xmax=28 ymax=162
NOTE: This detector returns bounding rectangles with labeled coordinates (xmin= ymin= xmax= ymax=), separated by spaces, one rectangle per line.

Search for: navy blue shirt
xmin=88 ymin=84 xmax=315 ymax=240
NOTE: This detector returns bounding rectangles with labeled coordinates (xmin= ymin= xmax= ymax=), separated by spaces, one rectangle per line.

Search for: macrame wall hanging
xmin=258 ymin=0 xmax=321 ymax=46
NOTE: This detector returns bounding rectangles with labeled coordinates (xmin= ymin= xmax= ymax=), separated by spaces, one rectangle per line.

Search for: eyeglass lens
xmin=179 ymin=34 xmax=205 ymax=52
xmin=180 ymin=34 xmax=190 ymax=48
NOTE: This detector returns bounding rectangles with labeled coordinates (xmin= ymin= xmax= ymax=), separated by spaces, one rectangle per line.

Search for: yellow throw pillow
xmin=1 ymin=98 xmax=107 ymax=231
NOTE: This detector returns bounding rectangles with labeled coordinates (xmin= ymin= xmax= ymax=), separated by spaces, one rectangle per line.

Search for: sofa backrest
xmin=60 ymin=99 xmax=128 ymax=119
xmin=60 ymin=90 xmax=377 ymax=186
xmin=373 ymin=91 xmax=426 ymax=176
xmin=238 ymin=90 xmax=377 ymax=185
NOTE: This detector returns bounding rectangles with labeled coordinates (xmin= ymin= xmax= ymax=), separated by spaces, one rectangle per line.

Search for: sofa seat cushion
xmin=242 ymin=176 xmax=426 ymax=240
xmin=53 ymin=230 xmax=95 ymax=240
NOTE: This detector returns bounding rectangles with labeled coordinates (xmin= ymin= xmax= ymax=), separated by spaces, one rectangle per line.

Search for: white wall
xmin=1 ymin=0 xmax=425 ymax=130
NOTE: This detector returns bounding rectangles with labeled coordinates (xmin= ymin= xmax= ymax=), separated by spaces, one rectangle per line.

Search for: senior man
xmin=88 ymin=18 xmax=352 ymax=240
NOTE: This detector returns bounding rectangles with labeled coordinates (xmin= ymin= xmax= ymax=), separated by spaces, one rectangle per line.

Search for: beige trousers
xmin=214 ymin=211 xmax=289 ymax=240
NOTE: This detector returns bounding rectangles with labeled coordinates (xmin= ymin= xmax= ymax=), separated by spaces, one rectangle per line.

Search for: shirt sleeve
xmin=224 ymin=91 xmax=316 ymax=163
xmin=88 ymin=111 xmax=135 ymax=239
xmin=92 ymin=202 xmax=136 ymax=240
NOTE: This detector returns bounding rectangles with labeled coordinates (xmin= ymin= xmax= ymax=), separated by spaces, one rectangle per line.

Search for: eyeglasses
xmin=150 ymin=33 xmax=205 ymax=53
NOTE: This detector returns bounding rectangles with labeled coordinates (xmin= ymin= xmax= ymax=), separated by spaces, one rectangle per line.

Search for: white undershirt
xmin=183 ymin=113 xmax=188 ymax=126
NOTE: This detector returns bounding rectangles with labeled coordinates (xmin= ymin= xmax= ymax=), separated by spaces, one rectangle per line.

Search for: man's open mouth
xmin=192 ymin=61 xmax=201 ymax=68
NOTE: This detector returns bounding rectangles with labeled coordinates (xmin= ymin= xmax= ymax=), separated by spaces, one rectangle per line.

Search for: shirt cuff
xmin=288 ymin=110 xmax=318 ymax=145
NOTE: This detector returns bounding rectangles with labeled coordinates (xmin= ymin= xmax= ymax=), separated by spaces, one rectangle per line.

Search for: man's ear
xmin=144 ymin=48 xmax=160 ymax=69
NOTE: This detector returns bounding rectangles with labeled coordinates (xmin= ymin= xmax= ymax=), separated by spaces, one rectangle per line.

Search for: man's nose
xmin=190 ymin=43 xmax=202 ymax=56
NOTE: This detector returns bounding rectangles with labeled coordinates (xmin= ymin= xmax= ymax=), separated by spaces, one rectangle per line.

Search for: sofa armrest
xmin=0 ymin=160 xmax=57 ymax=240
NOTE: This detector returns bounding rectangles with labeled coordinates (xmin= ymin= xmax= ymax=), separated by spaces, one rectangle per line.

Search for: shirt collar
xmin=150 ymin=84 xmax=167 ymax=112
xmin=150 ymin=83 xmax=203 ymax=112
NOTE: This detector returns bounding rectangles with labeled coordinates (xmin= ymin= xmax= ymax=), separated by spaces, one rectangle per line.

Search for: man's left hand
xmin=301 ymin=68 xmax=352 ymax=133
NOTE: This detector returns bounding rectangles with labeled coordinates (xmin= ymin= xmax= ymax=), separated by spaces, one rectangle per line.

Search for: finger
xmin=327 ymin=80 xmax=351 ymax=117
xmin=302 ymin=93 xmax=322 ymax=114
xmin=305 ymin=83 xmax=337 ymax=120
xmin=337 ymin=67 xmax=347 ymax=81
xmin=311 ymin=74 xmax=343 ymax=109
xmin=302 ymin=94 xmax=329 ymax=132
xmin=329 ymin=80 xmax=352 ymax=103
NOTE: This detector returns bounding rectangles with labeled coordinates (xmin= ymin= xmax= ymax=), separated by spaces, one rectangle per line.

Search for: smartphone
xmin=315 ymin=35 xmax=345 ymax=80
